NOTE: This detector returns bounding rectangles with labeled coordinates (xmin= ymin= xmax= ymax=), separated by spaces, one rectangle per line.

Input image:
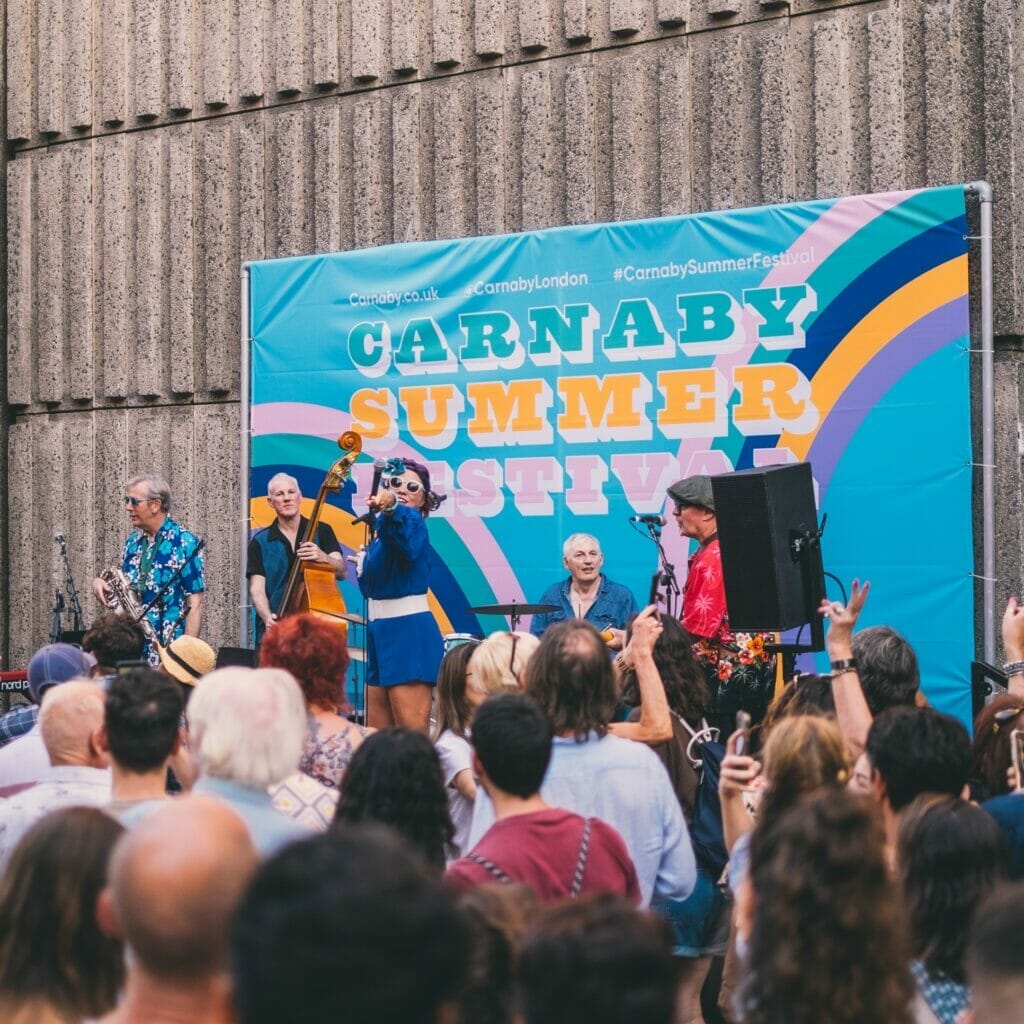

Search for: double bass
xmin=275 ymin=431 xmax=362 ymax=634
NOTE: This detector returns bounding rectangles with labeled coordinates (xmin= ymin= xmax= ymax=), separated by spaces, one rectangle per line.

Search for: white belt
xmin=368 ymin=595 xmax=430 ymax=621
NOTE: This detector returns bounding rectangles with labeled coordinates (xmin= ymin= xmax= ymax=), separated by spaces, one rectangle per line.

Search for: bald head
xmin=38 ymin=679 xmax=107 ymax=766
xmin=107 ymin=795 xmax=258 ymax=981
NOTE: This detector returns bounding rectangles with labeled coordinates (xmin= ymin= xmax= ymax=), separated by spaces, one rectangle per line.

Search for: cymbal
xmin=469 ymin=603 xmax=558 ymax=616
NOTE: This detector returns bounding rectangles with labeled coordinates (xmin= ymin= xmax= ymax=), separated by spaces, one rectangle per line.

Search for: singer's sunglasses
xmin=382 ymin=477 xmax=422 ymax=493
xmin=124 ymin=495 xmax=156 ymax=507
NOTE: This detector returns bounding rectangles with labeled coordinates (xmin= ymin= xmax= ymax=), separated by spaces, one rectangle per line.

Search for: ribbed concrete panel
xmin=67 ymin=144 xmax=95 ymax=402
xmin=36 ymin=148 xmax=65 ymax=404
xmin=168 ymin=0 xmax=195 ymax=113
xmin=99 ymin=134 xmax=130 ymax=398
xmin=202 ymin=0 xmax=232 ymax=107
xmin=135 ymin=0 xmax=164 ymax=119
xmin=101 ymin=0 xmax=128 ymax=126
xmin=564 ymin=63 xmax=596 ymax=226
xmin=8 ymin=0 xmax=34 ymax=143
xmin=7 ymin=160 xmax=33 ymax=407
xmin=312 ymin=103 xmax=344 ymax=254
xmin=867 ymin=7 xmax=903 ymax=193
xmin=392 ymin=86 xmax=425 ymax=244
xmin=168 ymin=126 xmax=196 ymax=395
xmin=433 ymin=81 xmax=472 ymax=239
xmin=611 ymin=51 xmax=658 ymax=223
xmin=474 ymin=74 xmax=508 ymax=235
xmin=5 ymin=0 xmax=696 ymax=144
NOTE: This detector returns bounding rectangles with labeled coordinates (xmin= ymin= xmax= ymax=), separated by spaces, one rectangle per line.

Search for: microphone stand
xmin=631 ymin=518 xmax=681 ymax=619
xmin=50 ymin=589 xmax=65 ymax=645
xmin=58 ymin=540 xmax=86 ymax=633
xmin=648 ymin=521 xmax=681 ymax=619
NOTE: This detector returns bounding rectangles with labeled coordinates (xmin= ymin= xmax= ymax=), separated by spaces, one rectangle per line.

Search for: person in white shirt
xmin=0 ymin=680 xmax=111 ymax=866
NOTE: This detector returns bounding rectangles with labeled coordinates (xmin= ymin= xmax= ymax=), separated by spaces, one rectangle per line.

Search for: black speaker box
xmin=710 ymin=463 xmax=822 ymax=632
xmin=216 ymin=646 xmax=259 ymax=669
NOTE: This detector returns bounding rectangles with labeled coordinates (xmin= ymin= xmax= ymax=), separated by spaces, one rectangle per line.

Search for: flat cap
xmin=666 ymin=474 xmax=715 ymax=512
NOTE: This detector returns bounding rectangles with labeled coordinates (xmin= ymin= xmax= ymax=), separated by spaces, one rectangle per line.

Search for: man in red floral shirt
xmin=667 ymin=474 xmax=775 ymax=736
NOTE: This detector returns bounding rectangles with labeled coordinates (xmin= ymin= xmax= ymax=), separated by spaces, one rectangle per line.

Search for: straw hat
xmin=159 ymin=635 xmax=216 ymax=686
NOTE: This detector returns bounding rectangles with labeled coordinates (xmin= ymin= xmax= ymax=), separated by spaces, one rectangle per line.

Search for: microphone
xmin=352 ymin=459 xmax=388 ymax=527
xmin=54 ymin=530 xmax=67 ymax=551
xmin=629 ymin=514 xmax=666 ymax=526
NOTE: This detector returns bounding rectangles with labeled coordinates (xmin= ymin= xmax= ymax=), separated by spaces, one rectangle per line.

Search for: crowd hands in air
xmin=2 ymin=588 xmax=1024 ymax=1024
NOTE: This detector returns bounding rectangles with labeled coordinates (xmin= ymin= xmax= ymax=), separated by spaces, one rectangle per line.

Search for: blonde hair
xmin=468 ymin=631 xmax=539 ymax=699
xmin=761 ymin=715 xmax=850 ymax=819
xmin=187 ymin=668 xmax=307 ymax=788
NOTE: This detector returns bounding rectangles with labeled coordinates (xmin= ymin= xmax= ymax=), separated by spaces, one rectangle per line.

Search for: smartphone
xmin=734 ymin=710 xmax=752 ymax=756
xmin=1012 ymin=729 xmax=1024 ymax=792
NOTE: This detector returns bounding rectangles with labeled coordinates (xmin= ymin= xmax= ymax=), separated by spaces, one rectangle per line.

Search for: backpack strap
xmin=569 ymin=817 xmax=593 ymax=899
xmin=466 ymin=852 xmax=513 ymax=885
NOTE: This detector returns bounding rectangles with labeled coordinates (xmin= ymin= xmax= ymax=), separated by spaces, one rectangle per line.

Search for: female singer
xmin=359 ymin=458 xmax=446 ymax=730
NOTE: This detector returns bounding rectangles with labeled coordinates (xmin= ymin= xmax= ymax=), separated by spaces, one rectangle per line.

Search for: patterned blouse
xmin=299 ymin=716 xmax=372 ymax=788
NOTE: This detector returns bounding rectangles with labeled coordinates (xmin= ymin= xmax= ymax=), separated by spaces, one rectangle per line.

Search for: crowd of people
xmin=0 ymin=591 xmax=1022 ymax=1023
xmin=2 ymin=471 xmax=1024 ymax=1023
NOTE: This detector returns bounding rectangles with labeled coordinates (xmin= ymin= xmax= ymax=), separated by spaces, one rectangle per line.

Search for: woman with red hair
xmin=260 ymin=613 xmax=372 ymax=788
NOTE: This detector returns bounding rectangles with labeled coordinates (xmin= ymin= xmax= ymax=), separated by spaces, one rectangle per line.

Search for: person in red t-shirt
xmin=445 ymin=694 xmax=641 ymax=904
xmin=667 ymin=473 xmax=775 ymax=736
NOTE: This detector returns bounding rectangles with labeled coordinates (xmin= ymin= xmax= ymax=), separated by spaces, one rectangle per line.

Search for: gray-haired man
xmin=92 ymin=474 xmax=205 ymax=661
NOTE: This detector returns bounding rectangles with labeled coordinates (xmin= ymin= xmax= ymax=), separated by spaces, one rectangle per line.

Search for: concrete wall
xmin=4 ymin=0 xmax=1023 ymax=665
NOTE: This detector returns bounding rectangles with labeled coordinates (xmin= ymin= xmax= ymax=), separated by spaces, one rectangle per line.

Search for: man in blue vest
xmin=247 ymin=474 xmax=346 ymax=642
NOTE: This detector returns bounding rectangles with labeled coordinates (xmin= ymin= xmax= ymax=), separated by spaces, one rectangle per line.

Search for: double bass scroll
xmin=275 ymin=431 xmax=362 ymax=629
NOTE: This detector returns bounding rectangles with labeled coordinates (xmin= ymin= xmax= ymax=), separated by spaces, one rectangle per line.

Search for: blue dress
xmin=358 ymin=504 xmax=442 ymax=688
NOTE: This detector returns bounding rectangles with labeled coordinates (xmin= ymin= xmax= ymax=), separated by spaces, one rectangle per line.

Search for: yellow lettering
xmin=350 ymin=388 xmax=394 ymax=438
xmin=466 ymin=380 xmax=547 ymax=434
xmin=557 ymin=374 xmax=644 ymax=432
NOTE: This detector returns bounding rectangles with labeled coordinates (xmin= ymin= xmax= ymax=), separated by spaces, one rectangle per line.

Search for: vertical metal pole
xmin=240 ymin=265 xmax=253 ymax=647
xmin=966 ymin=182 xmax=995 ymax=664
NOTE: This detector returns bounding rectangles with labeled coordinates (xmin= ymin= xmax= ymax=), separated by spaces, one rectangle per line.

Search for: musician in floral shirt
xmin=93 ymin=475 xmax=205 ymax=664
xmin=667 ymin=474 xmax=775 ymax=736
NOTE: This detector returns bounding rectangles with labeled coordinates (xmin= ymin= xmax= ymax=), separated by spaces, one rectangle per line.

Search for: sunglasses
xmin=993 ymin=706 xmax=1024 ymax=732
xmin=124 ymin=496 xmax=153 ymax=507
xmin=382 ymin=477 xmax=422 ymax=493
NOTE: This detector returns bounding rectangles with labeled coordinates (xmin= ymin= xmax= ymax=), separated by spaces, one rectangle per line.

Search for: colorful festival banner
xmin=249 ymin=185 xmax=974 ymax=724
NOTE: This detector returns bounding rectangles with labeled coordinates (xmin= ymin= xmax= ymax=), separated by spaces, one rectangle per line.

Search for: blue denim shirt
xmin=529 ymin=574 xmax=639 ymax=638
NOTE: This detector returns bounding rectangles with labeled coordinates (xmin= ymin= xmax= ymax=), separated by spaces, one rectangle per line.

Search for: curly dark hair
xmin=740 ymin=790 xmax=913 ymax=1024
xmin=969 ymin=694 xmax=1024 ymax=801
xmin=0 ymin=807 xmax=125 ymax=1019
xmin=332 ymin=728 xmax=454 ymax=872
xmin=898 ymin=794 xmax=1006 ymax=984
xmin=456 ymin=884 xmax=540 ymax=1024
xmin=259 ymin=613 xmax=350 ymax=714
xmin=620 ymin=615 xmax=708 ymax=726
xmin=432 ymin=642 xmax=477 ymax=740
xmin=519 ymin=893 xmax=676 ymax=1024
xmin=82 ymin=612 xmax=146 ymax=669
xmin=524 ymin=620 xmax=615 ymax=741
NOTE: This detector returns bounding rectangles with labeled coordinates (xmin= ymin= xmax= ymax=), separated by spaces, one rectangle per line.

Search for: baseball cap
xmin=27 ymin=643 xmax=97 ymax=703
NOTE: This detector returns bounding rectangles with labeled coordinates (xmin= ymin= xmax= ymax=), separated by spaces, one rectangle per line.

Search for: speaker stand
xmin=766 ymin=521 xmax=826 ymax=656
